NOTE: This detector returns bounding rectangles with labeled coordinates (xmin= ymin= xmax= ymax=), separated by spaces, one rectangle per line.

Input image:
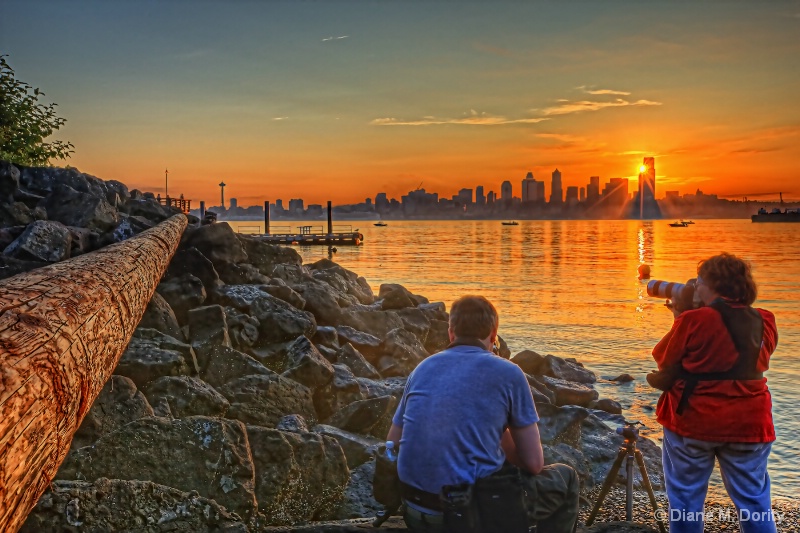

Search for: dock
xmin=235 ymin=200 xmax=364 ymax=246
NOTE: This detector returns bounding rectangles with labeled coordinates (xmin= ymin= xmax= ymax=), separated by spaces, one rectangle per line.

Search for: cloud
xmin=576 ymin=86 xmax=631 ymax=96
xmin=322 ymin=35 xmax=349 ymax=42
xmin=473 ymin=42 xmax=513 ymax=57
xmin=371 ymin=113 xmax=549 ymax=126
xmin=272 ymin=116 xmax=289 ymax=121
xmin=541 ymin=98 xmax=662 ymax=116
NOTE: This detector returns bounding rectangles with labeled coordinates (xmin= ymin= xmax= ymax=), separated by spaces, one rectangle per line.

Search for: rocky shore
xmin=2 ymin=162 xmax=793 ymax=532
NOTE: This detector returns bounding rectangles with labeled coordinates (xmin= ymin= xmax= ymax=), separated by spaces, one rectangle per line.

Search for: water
xmin=234 ymin=219 xmax=799 ymax=498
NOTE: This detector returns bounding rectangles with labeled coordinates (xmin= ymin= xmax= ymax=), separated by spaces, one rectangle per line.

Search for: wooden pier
xmin=242 ymin=200 xmax=364 ymax=246
xmin=157 ymin=196 xmax=192 ymax=213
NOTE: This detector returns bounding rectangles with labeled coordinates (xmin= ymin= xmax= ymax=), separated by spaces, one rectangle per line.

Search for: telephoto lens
xmin=647 ymin=280 xmax=687 ymax=300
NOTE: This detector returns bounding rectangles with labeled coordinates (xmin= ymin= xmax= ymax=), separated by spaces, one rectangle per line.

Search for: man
xmin=387 ymin=295 xmax=579 ymax=533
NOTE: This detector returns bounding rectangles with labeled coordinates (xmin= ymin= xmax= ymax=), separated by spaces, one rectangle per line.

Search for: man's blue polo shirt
xmin=392 ymin=344 xmax=538 ymax=495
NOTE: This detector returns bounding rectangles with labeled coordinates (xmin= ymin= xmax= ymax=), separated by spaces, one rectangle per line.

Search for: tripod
xmin=586 ymin=422 xmax=667 ymax=533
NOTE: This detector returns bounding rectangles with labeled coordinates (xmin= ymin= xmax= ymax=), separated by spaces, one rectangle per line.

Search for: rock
xmin=182 ymin=222 xmax=248 ymax=268
xmin=262 ymin=283 xmax=307 ymax=310
xmin=132 ymin=328 xmax=197 ymax=361
xmin=313 ymin=425 xmax=380 ymax=469
xmin=541 ymin=354 xmax=597 ymax=384
xmin=139 ymin=291 xmax=183 ymax=340
xmin=326 ymin=396 xmax=398 ymax=438
xmin=71 ymin=375 xmax=154 ymax=450
xmin=124 ymin=198 xmax=172 ymax=222
xmin=418 ymin=302 xmax=448 ymax=322
xmin=282 ymin=336 xmax=335 ymax=390
xmin=250 ymin=293 xmax=317 ymax=345
xmin=375 ymin=328 xmax=428 ymax=377
xmin=272 ymin=263 xmax=313 ymax=285
xmin=583 ymin=523 xmax=659 ymax=533
xmin=378 ymin=283 xmax=415 ymax=310
xmin=142 ymin=376 xmax=230 ymax=418
xmin=293 ymin=280 xmax=345 ymax=326
xmin=317 ymin=343 xmax=339 ymax=363
xmin=216 ymin=261 xmax=271 ymax=285
xmin=424 ymin=319 xmax=450 ymax=354
xmin=167 ymin=247 xmax=221 ymax=291
xmin=308 ymin=259 xmax=375 ymax=304
xmin=611 ymin=373 xmax=635 ymax=383
xmin=540 ymin=376 xmax=600 ymax=407
xmin=335 ymin=326 xmax=382 ymax=357
xmin=356 ymin=377 xmax=407 ymax=400
xmin=312 ymin=326 xmax=339 ymax=349
xmin=543 ymin=442 xmax=590 ymax=487
xmin=393 ymin=307 xmax=431 ymax=345
xmin=225 ymin=307 xmax=261 ymax=350
xmin=217 ymin=374 xmax=316 ymax=428
xmin=344 ymin=309 xmax=403 ymax=340
xmin=20 ymin=478 xmax=247 ymax=533
xmin=334 ymin=459 xmax=383 ymax=519
xmin=247 ymin=426 xmax=349 ymax=524
xmin=2 ymin=220 xmax=72 ymax=262
xmin=336 ymin=343 xmax=381 ymax=380
xmin=116 ymin=335 xmax=199 ymax=388
xmin=496 ymin=335 xmax=512 ymax=359
xmin=0 ymin=202 xmax=33 ymax=227
xmin=19 ymin=165 xmax=108 ymax=199
xmin=0 ymin=254 xmax=47 ymax=281
xmin=57 ymin=416 xmax=258 ymax=520
xmin=43 ymin=184 xmax=120 ymax=232
xmin=157 ymin=274 xmax=207 ymax=325
xmin=590 ymin=398 xmax=623 ymax=415
xmin=67 ymin=226 xmax=98 ymax=256
xmin=527 ymin=374 xmax=556 ymax=404
xmin=0 ymin=161 xmax=20 ymax=201
xmin=212 ymin=284 xmax=272 ymax=310
xmin=200 ymin=345 xmax=274 ymax=388
xmin=537 ymin=403 xmax=590 ymax=446
xmin=313 ymin=364 xmax=365 ymax=422
xmin=277 ymin=414 xmax=310 ymax=433
xmin=237 ymin=234 xmax=302 ymax=276
xmin=188 ymin=305 xmax=232 ymax=365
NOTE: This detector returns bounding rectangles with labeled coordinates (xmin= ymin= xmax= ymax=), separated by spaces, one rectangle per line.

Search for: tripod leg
xmin=626 ymin=454 xmax=634 ymax=522
xmin=586 ymin=447 xmax=627 ymax=527
xmin=635 ymin=450 xmax=667 ymax=533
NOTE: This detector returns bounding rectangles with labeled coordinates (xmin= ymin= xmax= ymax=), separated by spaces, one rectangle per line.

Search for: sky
xmin=3 ymin=0 xmax=800 ymax=206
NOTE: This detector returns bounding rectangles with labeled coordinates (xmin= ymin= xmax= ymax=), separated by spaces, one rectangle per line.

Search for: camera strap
xmin=676 ymin=299 xmax=764 ymax=415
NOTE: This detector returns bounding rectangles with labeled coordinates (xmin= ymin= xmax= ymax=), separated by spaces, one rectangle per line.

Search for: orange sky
xmin=5 ymin=1 xmax=799 ymax=205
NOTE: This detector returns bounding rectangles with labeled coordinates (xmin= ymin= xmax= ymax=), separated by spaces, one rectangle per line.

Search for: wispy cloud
xmin=473 ymin=42 xmax=513 ymax=57
xmin=322 ymin=35 xmax=349 ymax=42
xmin=541 ymin=98 xmax=662 ymax=116
xmin=371 ymin=111 xmax=548 ymax=126
xmin=272 ymin=116 xmax=289 ymax=121
xmin=576 ymin=86 xmax=631 ymax=96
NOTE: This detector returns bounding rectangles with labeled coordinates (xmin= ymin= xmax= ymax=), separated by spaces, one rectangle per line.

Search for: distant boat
xmin=502 ymin=221 xmax=519 ymax=226
xmin=752 ymin=208 xmax=800 ymax=223
xmin=681 ymin=220 xmax=695 ymax=224
xmin=374 ymin=222 xmax=388 ymax=227
xmin=669 ymin=221 xmax=689 ymax=227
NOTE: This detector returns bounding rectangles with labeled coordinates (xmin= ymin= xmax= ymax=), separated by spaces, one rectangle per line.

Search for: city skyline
xmin=3 ymin=2 xmax=799 ymax=204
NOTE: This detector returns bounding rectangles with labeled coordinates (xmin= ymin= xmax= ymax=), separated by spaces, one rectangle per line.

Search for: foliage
xmin=0 ymin=54 xmax=73 ymax=166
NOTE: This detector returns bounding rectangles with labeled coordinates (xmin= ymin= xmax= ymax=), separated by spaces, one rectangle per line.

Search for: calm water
xmin=235 ymin=219 xmax=799 ymax=499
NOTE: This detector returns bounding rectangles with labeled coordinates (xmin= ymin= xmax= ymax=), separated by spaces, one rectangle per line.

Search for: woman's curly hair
xmin=697 ymin=253 xmax=758 ymax=305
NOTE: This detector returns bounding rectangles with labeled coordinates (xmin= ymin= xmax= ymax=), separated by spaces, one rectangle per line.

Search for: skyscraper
xmin=501 ymin=181 xmax=513 ymax=201
xmin=522 ymin=172 xmax=538 ymax=202
xmin=639 ymin=157 xmax=656 ymax=202
xmin=550 ymin=169 xmax=563 ymax=205
xmin=476 ymin=186 xmax=486 ymax=206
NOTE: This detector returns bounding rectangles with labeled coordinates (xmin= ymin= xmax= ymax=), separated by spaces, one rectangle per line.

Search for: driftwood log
xmin=0 ymin=214 xmax=187 ymax=532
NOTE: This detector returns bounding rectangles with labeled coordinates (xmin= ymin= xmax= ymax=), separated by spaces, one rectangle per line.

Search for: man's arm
xmin=387 ymin=423 xmax=403 ymax=446
xmin=501 ymin=423 xmax=544 ymax=475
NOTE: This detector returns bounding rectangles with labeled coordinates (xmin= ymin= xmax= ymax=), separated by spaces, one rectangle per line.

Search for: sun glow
xmin=639 ymin=165 xmax=647 ymax=173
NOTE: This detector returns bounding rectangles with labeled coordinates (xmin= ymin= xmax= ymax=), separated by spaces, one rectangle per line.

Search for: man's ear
xmin=448 ymin=326 xmax=456 ymax=342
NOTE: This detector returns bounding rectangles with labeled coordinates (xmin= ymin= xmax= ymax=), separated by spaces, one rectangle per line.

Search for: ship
xmin=751 ymin=208 xmax=800 ymax=223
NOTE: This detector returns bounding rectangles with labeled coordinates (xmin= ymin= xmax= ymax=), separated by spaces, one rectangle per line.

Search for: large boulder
xmin=43 ymin=184 xmax=120 ymax=232
xmin=308 ymin=259 xmax=374 ymax=305
xmin=181 ymin=222 xmax=247 ymax=268
xmin=418 ymin=302 xmax=448 ymax=322
xmin=57 ymin=416 xmax=258 ymax=520
xmin=166 ymin=247 xmax=221 ymax=291
xmin=540 ymin=376 xmax=600 ymax=407
xmin=225 ymin=307 xmax=261 ymax=350
xmin=188 ymin=305 xmax=232 ymax=365
xmin=71 ymin=375 xmax=154 ymax=450
xmin=217 ymin=374 xmax=316 ymax=428
xmin=336 ymin=343 xmax=381 ymax=380
xmin=250 ymin=293 xmax=316 ymax=345
xmin=20 ymin=478 xmax=247 ymax=533
xmin=334 ymin=460 xmax=383 ymax=520
xmin=393 ymin=307 xmax=431 ymax=345
xmin=343 ymin=309 xmax=403 ymax=340
xmin=326 ymin=395 xmax=398 ymax=438
xmin=335 ymin=326 xmax=382 ymax=358
xmin=378 ymin=283 xmax=416 ymax=310
xmin=247 ymin=426 xmax=349 ymax=524
xmin=312 ymin=425 xmax=380 ymax=469
xmin=512 ymin=350 xmax=547 ymax=375
xmin=0 ymin=161 xmax=20 ymax=201
xmin=375 ymin=328 xmax=428 ymax=377
xmin=313 ymin=364 xmax=365 ymax=422
xmin=142 ymin=376 xmax=230 ymax=418
xmin=282 ymin=336 xmax=335 ymax=390
xmin=156 ymin=274 xmax=207 ymax=325
xmin=262 ymin=282 xmax=307 ymax=310
xmin=293 ymin=280 xmax=346 ymax=326
xmin=537 ymin=404 xmax=590 ymax=446
xmin=139 ymin=291 xmax=183 ymax=340
xmin=19 ymin=165 xmax=108 ymax=199
xmin=2 ymin=220 xmax=72 ymax=262
xmin=116 ymin=335 xmax=199 ymax=388
xmin=216 ymin=261 xmax=271 ymax=285
xmin=237 ymin=234 xmax=302 ymax=276
xmin=356 ymin=377 xmax=407 ymax=401
xmin=424 ymin=319 xmax=451 ymax=354
xmin=200 ymin=345 xmax=274 ymax=388
xmin=212 ymin=284 xmax=272 ymax=311
xmin=124 ymin=198 xmax=172 ymax=223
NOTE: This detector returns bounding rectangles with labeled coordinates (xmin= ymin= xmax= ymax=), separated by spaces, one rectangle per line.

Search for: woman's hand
xmin=665 ymin=299 xmax=683 ymax=319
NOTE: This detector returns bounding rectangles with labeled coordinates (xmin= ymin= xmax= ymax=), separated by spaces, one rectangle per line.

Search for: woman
xmin=652 ymin=253 xmax=778 ymax=533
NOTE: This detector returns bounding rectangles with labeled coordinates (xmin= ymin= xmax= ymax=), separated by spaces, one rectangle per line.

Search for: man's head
xmin=448 ymin=295 xmax=499 ymax=347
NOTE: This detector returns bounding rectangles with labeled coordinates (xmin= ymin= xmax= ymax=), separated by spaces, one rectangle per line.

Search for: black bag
xmin=372 ymin=444 xmax=402 ymax=510
xmin=441 ymin=466 xmax=529 ymax=533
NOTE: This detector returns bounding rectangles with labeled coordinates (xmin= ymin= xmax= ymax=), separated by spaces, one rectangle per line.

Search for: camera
xmin=647 ymin=278 xmax=699 ymax=311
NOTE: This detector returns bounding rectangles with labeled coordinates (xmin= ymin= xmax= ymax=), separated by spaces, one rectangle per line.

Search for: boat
xmin=502 ymin=221 xmax=519 ymax=226
xmin=374 ymin=222 xmax=388 ymax=227
xmin=669 ymin=221 xmax=689 ymax=227
xmin=681 ymin=220 xmax=695 ymax=224
xmin=752 ymin=208 xmax=800 ymax=223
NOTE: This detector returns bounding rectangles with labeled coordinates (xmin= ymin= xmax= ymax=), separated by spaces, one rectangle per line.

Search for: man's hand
xmin=502 ymin=424 xmax=544 ymax=475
